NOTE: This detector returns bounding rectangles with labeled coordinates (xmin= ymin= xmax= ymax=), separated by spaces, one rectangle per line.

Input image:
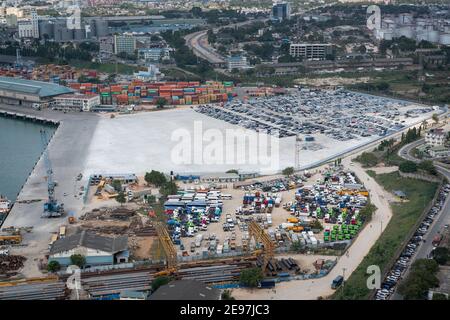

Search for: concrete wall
xmin=49 ymin=254 xmax=114 ymax=267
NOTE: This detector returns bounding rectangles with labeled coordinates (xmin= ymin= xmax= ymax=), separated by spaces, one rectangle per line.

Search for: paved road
xmin=184 ymin=19 xmax=267 ymax=65
xmin=1 ymin=104 xmax=99 ymax=277
xmin=391 ymin=134 xmax=450 ymax=299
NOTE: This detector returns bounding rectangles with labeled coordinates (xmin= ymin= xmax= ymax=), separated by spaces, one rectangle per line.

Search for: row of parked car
xmin=375 ymin=183 xmax=450 ymax=300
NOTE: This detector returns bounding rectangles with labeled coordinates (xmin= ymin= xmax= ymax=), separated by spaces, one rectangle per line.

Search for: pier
xmin=0 ymin=110 xmax=59 ymax=126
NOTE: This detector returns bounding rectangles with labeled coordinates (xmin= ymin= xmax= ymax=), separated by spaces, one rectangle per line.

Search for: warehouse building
xmin=289 ymin=43 xmax=333 ymax=60
xmin=53 ymin=93 xmax=101 ymax=112
xmin=48 ymin=231 xmax=129 ymax=267
xmin=0 ymin=76 xmax=74 ymax=108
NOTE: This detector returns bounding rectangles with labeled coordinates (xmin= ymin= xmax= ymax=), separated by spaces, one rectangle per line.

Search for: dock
xmin=0 ymin=110 xmax=59 ymax=126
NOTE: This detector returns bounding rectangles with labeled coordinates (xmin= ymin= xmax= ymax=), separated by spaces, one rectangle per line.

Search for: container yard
xmin=69 ymin=80 xmax=235 ymax=106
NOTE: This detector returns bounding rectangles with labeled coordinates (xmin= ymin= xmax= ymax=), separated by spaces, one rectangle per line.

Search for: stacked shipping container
xmin=69 ymin=81 xmax=234 ymax=106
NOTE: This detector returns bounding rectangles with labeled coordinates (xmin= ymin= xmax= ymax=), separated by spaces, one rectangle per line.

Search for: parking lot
xmin=375 ymin=183 xmax=450 ymax=300
xmin=195 ymin=89 xmax=436 ymax=141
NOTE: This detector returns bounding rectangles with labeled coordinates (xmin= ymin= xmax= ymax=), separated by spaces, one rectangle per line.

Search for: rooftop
xmin=49 ymin=230 xmax=128 ymax=255
xmin=149 ymin=280 xmax=221 ymax=300
xmin=0 ymin=76 xmax=74 ymax=98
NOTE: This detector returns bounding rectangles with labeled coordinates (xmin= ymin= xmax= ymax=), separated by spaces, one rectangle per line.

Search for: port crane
xmin=248 ymin=220 xmax=276 ymax=272
xmin=40 ymin=130 xmax=64 ymax=218
xmin=154 ymin=220 xmax=178 ymax=277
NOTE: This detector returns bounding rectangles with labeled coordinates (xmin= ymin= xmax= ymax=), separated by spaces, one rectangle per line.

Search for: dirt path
xmin=232 ymin=154 xmax=395 ymax=300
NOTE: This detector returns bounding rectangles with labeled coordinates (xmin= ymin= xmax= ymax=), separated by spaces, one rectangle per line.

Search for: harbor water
xmin=0 ymin=116 xmax=56 ymax=201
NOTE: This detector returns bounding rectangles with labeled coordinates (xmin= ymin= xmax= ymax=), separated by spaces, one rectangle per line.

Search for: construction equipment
xmin=0 ymin=235 xmax=22 ymax=245
xmin=154 ymin=221 xmax=177 ymax=276
xmin=68 ymin=211 xmax=76 ymax=224
xmin=40 ymin=130 xmax=64 ymax=218
xmin=248 ymin=220 xmax=276 ymax=272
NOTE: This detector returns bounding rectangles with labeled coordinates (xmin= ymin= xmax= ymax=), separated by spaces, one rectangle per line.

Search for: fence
xmin=368 ymin=177 xmax=444 ymax=299
xmin=399 ymin=171 xmax=441 ymax=183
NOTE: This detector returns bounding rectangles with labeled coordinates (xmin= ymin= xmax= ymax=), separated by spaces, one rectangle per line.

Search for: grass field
xmin=332 ymin=171 xmax=438 ymax=300
xmin=71 ymin=61 xmax=142 ymax=75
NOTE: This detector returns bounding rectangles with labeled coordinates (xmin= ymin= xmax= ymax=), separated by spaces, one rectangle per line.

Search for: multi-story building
xmin=138 ymin=48 xmax=170 ymax=62
xmin=17 ymin=9 xmax=39 ymax=39
xmin=227 ymin=55 xmax=250 ymax=72
xmin=114 ymin=34 xmax=136 ymax=56
xmin=425 ymin=128 xmax=446 ymax=147
xmin=429 ymin=146 xmax=450 ymax=158
xmin=99 ymin=36 xmax=114 ymax=54
xmin=272 ymin=2 xmax=291 ymax=21
xmin=53 ymin=94 xmax=101 ymax=112
xmin=289 ymin=43 xmax=333 ymax=60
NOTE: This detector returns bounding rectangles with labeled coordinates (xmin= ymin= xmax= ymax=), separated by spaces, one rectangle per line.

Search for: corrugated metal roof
xmin=0 ymin=76 xmax=74 ymax=98
xmin=49 ymin=231 xmax=128 ymax=255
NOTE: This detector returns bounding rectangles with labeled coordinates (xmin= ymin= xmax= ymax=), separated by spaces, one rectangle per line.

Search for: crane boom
xmin=40 ymin=130 xmax=64 ymax=218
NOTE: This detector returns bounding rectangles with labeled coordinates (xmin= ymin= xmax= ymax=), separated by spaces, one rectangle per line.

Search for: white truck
xmin=195 ymin=234 xmax=203 ymax=247
xmin=266 ymin=214 xmax=272 ymax=226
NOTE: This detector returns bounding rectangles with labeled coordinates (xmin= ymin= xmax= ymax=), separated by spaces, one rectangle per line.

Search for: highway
xmin=390 ymin=134 xmax=450 ymax=300
xmin=184 ymin=19 xmax=267 ymax=65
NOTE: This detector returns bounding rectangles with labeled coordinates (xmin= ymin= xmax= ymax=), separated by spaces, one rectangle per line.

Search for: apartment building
xmin=289 ymin=43 xmax=333 ymax=60
xmin=425 ymin=128 xmax=446 ymax=147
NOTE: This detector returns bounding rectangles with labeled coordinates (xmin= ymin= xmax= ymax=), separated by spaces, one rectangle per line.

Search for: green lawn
xmin=332 ymin=171 xmax=438 ymax=300
xmin=71 ymin=61 xmax=141 ymax=75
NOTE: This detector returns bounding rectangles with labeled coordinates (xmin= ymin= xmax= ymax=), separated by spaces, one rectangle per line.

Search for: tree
xmin=226 ymin=169 xmax=239 ymax=174
xmin=70 ymin=254 xmax=86 ymax=268
xmin=221 ymin=290 xmax=235 ymax=300
xmin=398 ymin=259 xmax=440 ymax=300
xmin=432 ymin=293 xmax=448 ymax=300
xmin=159 ymin=181 xmax=178 ymax=198
xmin=418 ymin=160 xmax=437 ymax=175
xmin=151 ymin=276 xmax=171 ymax=291
xmin=144 ymin=170 xmax=167 ymax=187
xmin=156 ymin=97 xmax=167 ymax=109
xmin=432 ymin=113 xmax=439 ymax=124
xmin=239 ymin=268 xmax=263 ymax=287
xmin=47 ymin=261 xmax=61 ymax=273
xmin=355 ymin=152 xmax=378 ymax=167
xmin=116 ymin=191 xmax=126 ymax=206
xmin=433 ymin=247 xmax=449 ymax=265
xmin=112 ymin=179 xmax=122 ymax=192
xmin=282 ymin=167 xmax=294 ymax=176
xmin=399 ymin=161 xmax=418 ymax=173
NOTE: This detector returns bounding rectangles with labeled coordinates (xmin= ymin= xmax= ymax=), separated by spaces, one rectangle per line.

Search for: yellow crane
xmin=248 ymin=220 xmax=276 ymax=272
xmin=154 ymin=221 xmax=178 ymax=277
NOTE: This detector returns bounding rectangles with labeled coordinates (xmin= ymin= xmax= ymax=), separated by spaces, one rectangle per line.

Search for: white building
xmin=133 ymin=65 xmax=163 ymax=81
xmin=138 ymin=48 xmax=170 ymax=62
xmin=17 ymin=9 xmax=39 ymax=39
xmin=53 ymin=94 xmax=101 ymax=111
xmin=425 ymin=128 xmax=446 ymax=147
xmin=429 ymin=146 xmax=450 ymax=158
xmin=227 ymin=55 xmax=250 ymax=72
xmin=114 ymin=34 xmax=136 ymax=56
xmin=289 ymin=43 xmax=333 ymax=60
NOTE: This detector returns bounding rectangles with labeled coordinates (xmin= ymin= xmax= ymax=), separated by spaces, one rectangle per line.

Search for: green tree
xmin=399 ymin=161 xmax=418 ymax=173
xmin=239 ymin=268 xmax=263 ymax=287
xmin=355 ymin=152 xmax=378 ymax=167
xmin=144 ymin=170 xmax=167 ymax=187
xmin=282 ymin=167 xmax=295 ymax=176
xmin=116 ymin=191 xmax=126 ymax=206
xmin=111 ymin=179 xmax=122 ymax=192
xmin=221 ymin=289 xmax=235 ymax=300
xmin=433 ymin=247 xmax=449 ymax=265
xmin=159 ymin=181 xmax=178 ymax=198
xmin=226 ymin=169 xmax=239 ymax=174
xmin=418 ymin=160 xmax=437 ymax=175
xmin=398 ymin=259 xmax=440 ymax=300
xmin=156 ymin=97 xmax=167 ymax=109
xmin=432 ymin=113 xmax=439 ymax=124
xmin=70 ymin=254 xmax=86 ymax=268
xmin=151 ymin=276 xmax=171 ymax=291
xmin=47 ymin=261 xmax=61 ymax=273
xmin=432 ymin=293 xmax=448 ymax=300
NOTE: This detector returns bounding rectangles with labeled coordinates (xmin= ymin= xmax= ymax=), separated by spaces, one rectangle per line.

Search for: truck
xmin=258 ymin=279 xmax=276 ymax=289
xmin=432 ymin=234 xmax=442 ymax=247
xmin=195 ymin=234 xmax=203 ymax=247
xmin=331 ymin=275 xmax=344 ymax=289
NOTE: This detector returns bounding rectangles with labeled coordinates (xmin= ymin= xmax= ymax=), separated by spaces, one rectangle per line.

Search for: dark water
xmin=0 ymin=116 xmax=56 ymax=201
